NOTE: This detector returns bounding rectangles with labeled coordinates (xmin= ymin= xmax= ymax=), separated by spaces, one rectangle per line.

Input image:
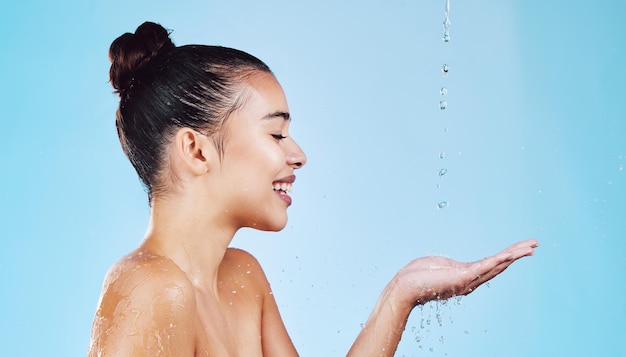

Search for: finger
xmin=503 ymin=239 xmax=539 ymax=254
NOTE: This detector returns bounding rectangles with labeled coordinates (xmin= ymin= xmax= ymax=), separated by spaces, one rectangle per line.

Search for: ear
xmin=173 ymin=128 xmax=217 ymax=176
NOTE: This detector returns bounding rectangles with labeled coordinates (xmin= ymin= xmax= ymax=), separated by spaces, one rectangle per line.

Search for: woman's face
xmin=215 ymin=72 xmax=307 ymax=231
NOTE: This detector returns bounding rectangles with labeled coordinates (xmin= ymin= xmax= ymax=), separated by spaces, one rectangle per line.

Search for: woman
xmin=88 ymin=22 xmax=538 ymax=356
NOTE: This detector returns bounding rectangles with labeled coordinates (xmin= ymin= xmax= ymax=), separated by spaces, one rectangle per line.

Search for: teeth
xmin=273 ymin=182 xmax=293 ymax=193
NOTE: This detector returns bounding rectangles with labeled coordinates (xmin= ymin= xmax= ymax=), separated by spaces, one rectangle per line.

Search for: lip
xmin=274 ymin=190 xmax=292 ymax=206
xmin=273 ymin=175 xmax=296 ymax=206
xmin=272 ymin=174 xmax=296 ymax=184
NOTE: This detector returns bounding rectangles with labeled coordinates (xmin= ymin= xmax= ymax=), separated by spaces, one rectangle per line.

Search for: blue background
xmin=1 ymin=1 xmax=624 ymax=356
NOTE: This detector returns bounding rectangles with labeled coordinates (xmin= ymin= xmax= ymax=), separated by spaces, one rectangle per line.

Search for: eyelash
xmin=272 ymin=134 xmax=287 ymax=140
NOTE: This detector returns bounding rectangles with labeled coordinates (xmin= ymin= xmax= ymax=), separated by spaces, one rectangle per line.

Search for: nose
xmin=286 ymin=137 xmax=307 ymax=169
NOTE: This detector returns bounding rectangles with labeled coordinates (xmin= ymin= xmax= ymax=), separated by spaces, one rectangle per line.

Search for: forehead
xmin=242 ymin=72 xmax=289 ymax=116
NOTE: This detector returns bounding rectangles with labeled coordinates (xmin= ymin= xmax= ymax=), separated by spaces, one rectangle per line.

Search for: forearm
xmin=347 ymin=279 xmax=414 ymax=357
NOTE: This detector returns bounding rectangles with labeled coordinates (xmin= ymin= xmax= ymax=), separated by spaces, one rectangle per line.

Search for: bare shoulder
xmin=97 ymin=252 xmax=196 ymax=309
xmin=220 ymin=248 xmax=271 ymax=291
xmin=88 ymin=252 xmax=196 ymax=356
xmin=223 ymin=247 xmax=262 ymax=267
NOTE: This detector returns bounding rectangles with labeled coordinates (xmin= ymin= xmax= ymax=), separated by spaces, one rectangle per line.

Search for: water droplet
xmin=439 ymin=151 xmax=446 ymax=159
xmin=439 ymin=100 xmax=447 ymax=110
xmin=231 ymin=290 xmax=237 ymax=294
xmin=442 ymin=32 xmax=450 ymax=43
xmin=620 ymin=164 xmax=624 ymax=172
xmin=438 ymin=168 xmax=448 ymax=177
xmin=440 ymin=87 xmax=448 ymax=95
xmin=441 ymin=64 xmax=449 ymax=75
xmin=437 ymin=201 xmax=448 ymax=209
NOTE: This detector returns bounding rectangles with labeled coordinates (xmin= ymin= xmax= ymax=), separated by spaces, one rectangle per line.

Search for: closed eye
xmin=272 ymin=134 xmax=287 ymax=140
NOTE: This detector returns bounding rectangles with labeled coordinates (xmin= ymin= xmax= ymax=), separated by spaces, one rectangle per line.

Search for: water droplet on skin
xmin=440 ymin=87 xmax=448 ymax=95
xmin=231 ymin=290 xmax=237 ymax=294
xmin=441 ymin=64 xmax=449 ymax=75
xmin=437 ymin=201 xmax=448 ymax=209
xmin=438 ymin=168 xmax=448 ymax=177
xmin=439 ymin=100 xmax=447 ymax=110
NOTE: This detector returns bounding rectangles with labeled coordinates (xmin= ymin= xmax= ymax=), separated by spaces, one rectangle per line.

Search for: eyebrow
xmin=262 ymin=111 xmax=291 ymax=121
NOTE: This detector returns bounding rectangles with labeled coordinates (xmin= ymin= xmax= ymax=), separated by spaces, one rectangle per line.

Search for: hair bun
xmin=109 ymin=21 xmax=175 ymax=95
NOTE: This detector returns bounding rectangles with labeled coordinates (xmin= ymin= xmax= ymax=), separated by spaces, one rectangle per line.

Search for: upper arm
xmin=261 ymin=287 xmax=299 ymax=357
xmin=88 ymin=258 xmax=196 ymax=357
xmin=222 ymin=248 xmax=298 ymax=356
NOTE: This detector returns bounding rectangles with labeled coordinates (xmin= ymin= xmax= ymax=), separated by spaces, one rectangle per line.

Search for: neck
xmin=139 ymin=191 xmax=238 ymax=293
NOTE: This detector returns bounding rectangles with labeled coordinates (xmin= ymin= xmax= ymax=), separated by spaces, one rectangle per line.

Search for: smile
xmin=272 ymin=182 xmax=293 ymax=193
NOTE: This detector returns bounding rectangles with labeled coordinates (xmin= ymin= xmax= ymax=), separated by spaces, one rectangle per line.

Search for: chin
xmin=255 ymin=216 xmax=289 ymax=232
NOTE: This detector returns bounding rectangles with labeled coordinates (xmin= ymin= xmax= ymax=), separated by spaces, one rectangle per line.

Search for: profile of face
xmin=212 ymin=72 xmax=307 ymax=231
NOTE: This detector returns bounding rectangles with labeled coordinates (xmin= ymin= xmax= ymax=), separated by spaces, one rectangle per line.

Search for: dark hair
xmin=109 ymin=21 xmax=272 ymax=202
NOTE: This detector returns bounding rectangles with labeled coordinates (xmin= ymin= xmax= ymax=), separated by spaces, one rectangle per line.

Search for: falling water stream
xmin=437 ymin=0 xmax=451 ymax=210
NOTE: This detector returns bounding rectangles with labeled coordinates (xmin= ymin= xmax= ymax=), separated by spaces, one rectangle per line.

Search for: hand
xmin=390 ymin=239 xmax=539 ymax=309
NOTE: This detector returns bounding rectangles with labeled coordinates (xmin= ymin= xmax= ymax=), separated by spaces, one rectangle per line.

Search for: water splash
xmin=441 ymin=63 xmax=449 ymax=75
xmin=442 ymin=0 xmax=451 ymax=42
